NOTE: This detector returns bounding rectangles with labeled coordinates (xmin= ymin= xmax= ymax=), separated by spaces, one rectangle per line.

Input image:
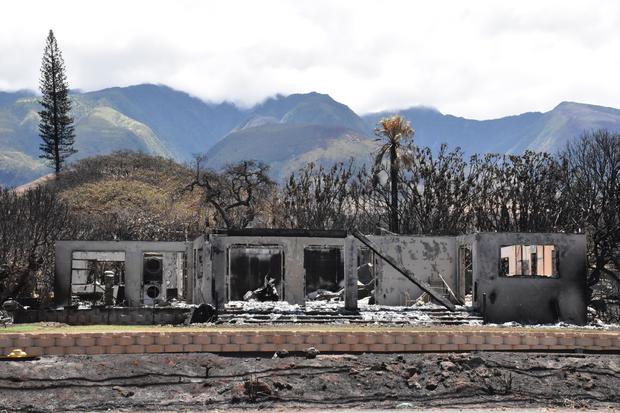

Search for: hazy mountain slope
xmin=0 ymin=96 xmax=41 ymax=156
xmin=4 ymin=83 xmax=620 ymax=188
xmin=0 ymin=93 xmax=175 ymax=186
xmin=0 ymin=91 xmax=33 ymax=107
xmin=82 ymin=84 xmax=246 ymax=159
xmin=250 ymin=92 xmax=368 ymax=133
xmin=363 ymin=107 xmax=545 ymax=154
xmin=205 ymin=124 xmax=375 ymax=180
xmin=363 ymin=102 xmax=620 ymax=155
xmin=523 ymin=102 xmax=620 ymax=153
xmin=0 ymin=151 xmax=47 ymax=187
xmin=73 ymin=106 xmax=171 ymax=158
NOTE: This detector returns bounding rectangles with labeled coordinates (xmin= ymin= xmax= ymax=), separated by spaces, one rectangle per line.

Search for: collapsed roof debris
xmin=243 ymin=275 xmax=279 ymax=302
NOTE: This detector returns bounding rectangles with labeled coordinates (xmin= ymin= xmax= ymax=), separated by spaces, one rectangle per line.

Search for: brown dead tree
xmin=186 ymin=156 xmax=275 ymax=229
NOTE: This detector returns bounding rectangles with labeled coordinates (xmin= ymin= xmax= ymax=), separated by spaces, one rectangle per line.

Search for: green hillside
xmin=205 ymin=124 xmax=376 ymax=180
xmin=0 ymin=92 xmax=180 ymax=187
xmin=4 ymin=84 xmax=620 ymax=188
xmin=250 ymin=92 xmax=368 ymax=133
xmin=81 ymin=84 xmax=246 ymax=159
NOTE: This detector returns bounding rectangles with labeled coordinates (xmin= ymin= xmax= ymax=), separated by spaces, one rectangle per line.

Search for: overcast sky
xmin=1 ymin=0 xmax=620 ymax=119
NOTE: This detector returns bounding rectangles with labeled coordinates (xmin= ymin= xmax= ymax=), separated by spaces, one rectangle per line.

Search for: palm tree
xmin=373 ymin=115 xmax=414 ymax=233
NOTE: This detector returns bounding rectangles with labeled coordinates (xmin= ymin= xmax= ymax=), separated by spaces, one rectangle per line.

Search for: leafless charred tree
xmin=277 ymin=161 xmax=362 ymax=230
xmin=468 ymin=151 xmax=566 ymax=232
xmin=0 ymin=187 xmax=79 ymax=303
xmin=398 ymin=144 xmax=477 ymax=235
xmin=559 ymin=130 xmax=620 ymax=317
xmin=186 ymin=156 xmax=275 ymax=229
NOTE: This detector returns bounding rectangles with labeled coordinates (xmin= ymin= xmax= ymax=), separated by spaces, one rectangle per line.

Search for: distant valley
xmin=2 ymin=84 xmax=620 ymax=187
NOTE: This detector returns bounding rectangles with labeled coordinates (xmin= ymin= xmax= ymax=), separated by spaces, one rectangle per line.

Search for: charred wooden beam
xmin=211 ymin=228 xmax=348 ymax=238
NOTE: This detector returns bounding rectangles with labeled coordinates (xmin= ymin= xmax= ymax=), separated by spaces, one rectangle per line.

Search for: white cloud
xmin=1 ymin=0 xmax=619 ymax=119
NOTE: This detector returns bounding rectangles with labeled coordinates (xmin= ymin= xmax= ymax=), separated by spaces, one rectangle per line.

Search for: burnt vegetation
xmin=0 ymin=124 xmax=618 ymax=321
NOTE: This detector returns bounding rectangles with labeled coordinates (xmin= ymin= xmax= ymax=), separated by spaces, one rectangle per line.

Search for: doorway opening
xmin=458 ymin=245 xmax=473 ymax=305
xmin=304 ymin=246 xmax=344 ymax=300
xmin=227 ymin=245 xmax=284 ymax=301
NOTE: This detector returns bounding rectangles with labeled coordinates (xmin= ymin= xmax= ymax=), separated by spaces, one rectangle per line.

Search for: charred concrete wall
xmin=55 ymin=241 xmax=189 ymax=307
xmin=370 ymin=235 xmax=457 ymax=306
xmin=54 ymin=231 xmax=588 ymax=326
xmin=467 ymin=233 xmax=587 ymax=324
xmin=206 ymin=234 xmax=346 ymax=308
xmin=201 ymin=233 xmax=458 ymax=309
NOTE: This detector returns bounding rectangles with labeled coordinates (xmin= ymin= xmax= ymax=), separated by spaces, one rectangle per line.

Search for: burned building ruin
xmin=52 ymin=230 xmax=588 ymax=325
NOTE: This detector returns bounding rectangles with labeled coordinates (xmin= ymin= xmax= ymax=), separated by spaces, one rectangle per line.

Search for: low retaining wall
xmin=12 ymin=307 xmax=191 ymax=325
xmin=1 ymin=329 xmax=619 ymax=356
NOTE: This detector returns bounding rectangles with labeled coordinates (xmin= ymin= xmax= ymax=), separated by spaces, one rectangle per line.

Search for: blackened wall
xmin=470 ymin=233 xmax=587 ymax=324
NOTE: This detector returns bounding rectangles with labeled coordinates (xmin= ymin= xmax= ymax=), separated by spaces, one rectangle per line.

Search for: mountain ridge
xmin=2 ymin=84 xmax=620 ymax=186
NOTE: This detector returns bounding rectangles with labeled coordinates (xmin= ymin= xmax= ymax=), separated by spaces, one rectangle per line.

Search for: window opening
xmin=499 ymin=245 xmax=559 ymax=277
xmin=70 ymin=251 xmax=126 ymax=306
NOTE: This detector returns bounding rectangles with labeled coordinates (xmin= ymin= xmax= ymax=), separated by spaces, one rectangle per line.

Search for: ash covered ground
xmin=0 ymin=352 xmax=618 ymax=412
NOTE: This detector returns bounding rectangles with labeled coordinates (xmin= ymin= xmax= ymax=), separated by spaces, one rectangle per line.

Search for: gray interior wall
xmin=207 ymin=235 xmax=345 ymax=307
xmin=370 ymin=235 xmax=457 ymax=306
xmin=472 ymin=232 xmax=587 ymax=324
xmin=211 ymin=236 xmax=227 ymax=308
xmin=55 ymin=240 xmax=189 ymax=307
xmin=161 ymin=252 xmax=183 ymax=297
xmin=191 ymin=235 xmax=216 ymax=305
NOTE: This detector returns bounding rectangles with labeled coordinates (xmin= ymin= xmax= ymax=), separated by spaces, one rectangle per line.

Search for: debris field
xmin=0 ymin=351 xmax=618 ymax=411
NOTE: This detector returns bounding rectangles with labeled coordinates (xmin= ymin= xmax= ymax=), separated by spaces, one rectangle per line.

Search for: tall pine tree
xmin=38 ymin=30 xmax=76 ymax=174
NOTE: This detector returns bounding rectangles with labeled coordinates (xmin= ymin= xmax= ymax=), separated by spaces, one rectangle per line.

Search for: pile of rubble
xmin=221 ymin=300 xmax=482 ymax=326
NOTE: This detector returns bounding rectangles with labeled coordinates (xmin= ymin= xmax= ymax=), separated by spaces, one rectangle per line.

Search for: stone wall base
xmin=1 ymin=328 xmax=619 ymax=356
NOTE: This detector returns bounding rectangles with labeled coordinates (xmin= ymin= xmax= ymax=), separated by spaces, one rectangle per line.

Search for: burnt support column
xmin=104 ymin=271 xmax=115 ymax=306
xmin=344 ymin=235 xmax=358 ymax=311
